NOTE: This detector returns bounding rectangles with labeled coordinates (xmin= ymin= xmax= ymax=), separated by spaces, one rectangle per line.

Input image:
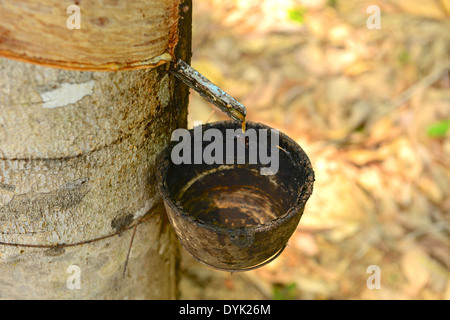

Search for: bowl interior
xmin=164 ymin=122 xmax=308 ymax=230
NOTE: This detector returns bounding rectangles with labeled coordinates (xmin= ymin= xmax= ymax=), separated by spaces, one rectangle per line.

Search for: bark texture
xmin=0 ymin=0 xmax=191 ymax=299
xmin=0 ymin=0 xmax=181 ymax=70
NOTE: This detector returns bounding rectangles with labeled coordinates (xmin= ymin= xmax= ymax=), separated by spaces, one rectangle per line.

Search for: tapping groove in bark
xmin=0 ymin=0 xmax=183 ymax=70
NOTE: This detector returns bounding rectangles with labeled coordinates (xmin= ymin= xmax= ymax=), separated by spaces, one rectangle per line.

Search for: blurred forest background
xmin=179 ymin=0 xmax=450 ymax=299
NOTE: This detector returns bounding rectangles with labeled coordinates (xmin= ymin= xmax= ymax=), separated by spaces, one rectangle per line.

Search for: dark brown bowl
xmin=157 ymin=121 xmax=314 ymax=271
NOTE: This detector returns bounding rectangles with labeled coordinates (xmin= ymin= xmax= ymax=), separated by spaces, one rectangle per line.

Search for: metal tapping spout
xmin=170 ymin=59 xmax=247 ymax=124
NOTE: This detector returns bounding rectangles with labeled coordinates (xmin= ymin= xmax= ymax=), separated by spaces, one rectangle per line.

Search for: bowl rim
xmin=156 ymin=120 xmax=315 ymax=236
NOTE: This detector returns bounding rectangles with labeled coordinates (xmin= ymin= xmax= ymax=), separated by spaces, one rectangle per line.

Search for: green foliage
xmin=427 ymin=120 xmax=449 ymax=138
xmin=398 ymin=49 xmax=411 ymax=66
xmin=327 ymin=0 xmax=338 ymax=8
xmin=272 ymin=282 xmax=298 ymax=300
xmin=288 ymin=7 xmax=306 ymax=24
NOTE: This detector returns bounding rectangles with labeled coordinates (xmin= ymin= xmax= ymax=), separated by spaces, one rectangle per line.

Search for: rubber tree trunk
xmin=0 ymin=0 xmax=191 ymax=299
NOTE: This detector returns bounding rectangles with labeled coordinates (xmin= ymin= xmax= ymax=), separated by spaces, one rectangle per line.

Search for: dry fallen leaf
xmin=401 ymin=247 xmax=432 ymax=297
xmin=394 ymin=0 xmax=448 ymax=20
xmin=292 ymin=231 xmax=319 ymax=256
xmin=181 ymin=0 xmax=449 ymax=300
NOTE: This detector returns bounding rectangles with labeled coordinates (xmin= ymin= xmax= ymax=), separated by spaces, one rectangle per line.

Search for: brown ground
xmin=179 ymin=0 xmax=450 ymax=300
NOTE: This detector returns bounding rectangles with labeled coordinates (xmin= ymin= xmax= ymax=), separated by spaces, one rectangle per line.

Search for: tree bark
xmin=0 ymin=0 xmax=191 ymax=299
xmin=0 ymin=0 xmax=181 ymax=70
